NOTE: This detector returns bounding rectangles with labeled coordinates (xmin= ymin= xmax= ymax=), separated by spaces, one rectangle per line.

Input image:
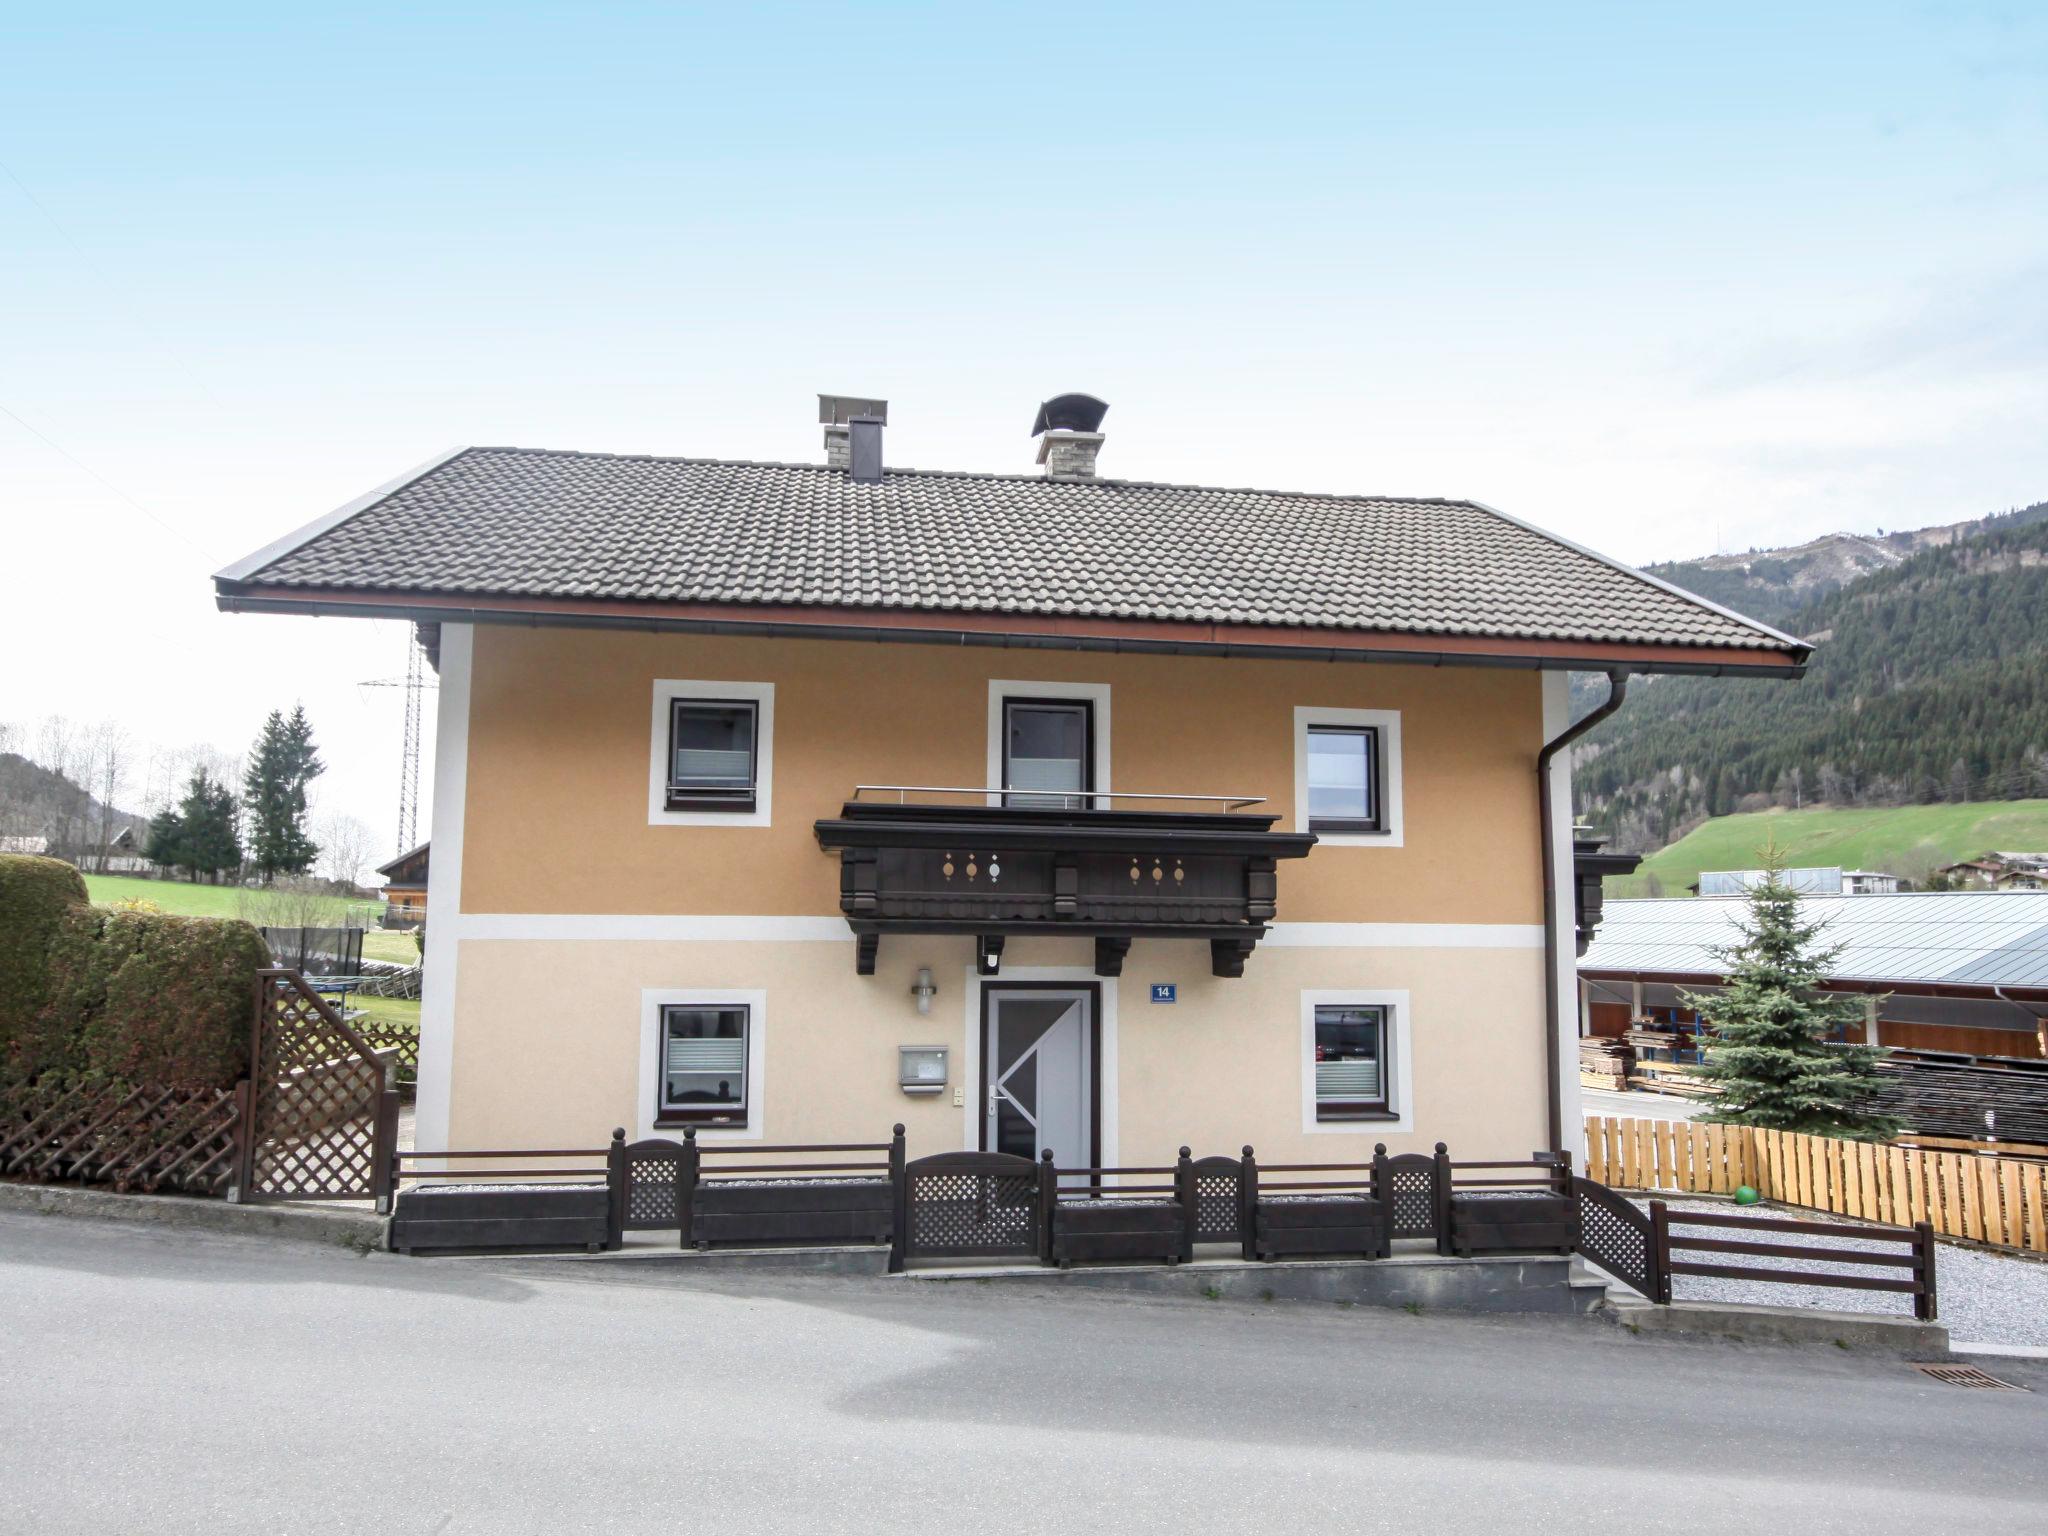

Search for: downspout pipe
xmin=1537 ymin=668 xmax=1629 ymax=1151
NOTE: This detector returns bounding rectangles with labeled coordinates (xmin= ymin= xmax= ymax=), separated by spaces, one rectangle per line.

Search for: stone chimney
xmin=1031 ymin=393 xmax=1110 ymax=479
xmin=818 ymin=394 xmax=888 ymax=472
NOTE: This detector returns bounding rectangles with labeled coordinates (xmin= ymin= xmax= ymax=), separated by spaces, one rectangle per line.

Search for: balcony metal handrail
xmin=849 ymin=784 xmax=1267 ymax=812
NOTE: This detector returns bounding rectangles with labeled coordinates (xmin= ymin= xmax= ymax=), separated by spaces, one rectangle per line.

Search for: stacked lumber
xmin=1623 ymin=1027 xmax=1682 ymax=1054
xmin=1579 ymin=1037 xmax=1633 ymax=1089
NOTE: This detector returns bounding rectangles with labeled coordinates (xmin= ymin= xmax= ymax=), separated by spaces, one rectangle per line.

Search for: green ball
xmin=1733 ymin=1185 xmax=1760 ymax=1206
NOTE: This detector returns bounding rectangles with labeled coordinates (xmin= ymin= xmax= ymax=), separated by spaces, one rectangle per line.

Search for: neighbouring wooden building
xmin=214 ymin=393 xmax=1806 ymax=1169
xmin=377 ymin=842 xmax=430 ymax=928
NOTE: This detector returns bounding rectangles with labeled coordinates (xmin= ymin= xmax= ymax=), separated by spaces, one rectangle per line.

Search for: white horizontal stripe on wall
xmin=451 ymin=915 xmax=1542 ymax=947
xmin=455 ymin=914 xmax=854 ymax=942
xmin=1266 ymin=923 xmax=1544 ymax=949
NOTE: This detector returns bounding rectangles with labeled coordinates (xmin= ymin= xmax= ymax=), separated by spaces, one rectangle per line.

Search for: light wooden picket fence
xmin=1583 ymin=1115 xmax=2048 ymax=1255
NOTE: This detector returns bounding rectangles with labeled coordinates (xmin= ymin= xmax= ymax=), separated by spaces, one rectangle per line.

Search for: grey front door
xmin=985 ymin=989 xmax=1092 ymax=1181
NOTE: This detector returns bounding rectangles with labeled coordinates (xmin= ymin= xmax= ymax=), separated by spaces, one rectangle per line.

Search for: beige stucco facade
xmin=421 ymin=621 xmax=1571 ymax=1166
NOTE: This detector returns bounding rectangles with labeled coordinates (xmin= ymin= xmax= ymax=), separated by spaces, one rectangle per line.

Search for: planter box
xmin=1050 ymin=1197 xmax=1185 ymax=1267
xmin=1253 ymin=1195 xmax=1388 ymax=1260
xmin=391 ymin=1182 xmax=611 ymax=1255
xmin=1447 ymin=1191 xmax=1573 ymax=1256
xmin=689 ymin=1178 xmax=892 ymax=1249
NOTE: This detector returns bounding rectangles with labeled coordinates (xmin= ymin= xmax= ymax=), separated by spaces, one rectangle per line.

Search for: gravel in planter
xmin=1056 ymin=1197 xmax=1175 ymax=1209
xmin=1262 ymin=1193 xmax=1375 ymax=1205
xmin=1632 ymin=1196 xmax=2048 ymax=1349
xmin=700 ymin=1178 xmax=886 ymax=1190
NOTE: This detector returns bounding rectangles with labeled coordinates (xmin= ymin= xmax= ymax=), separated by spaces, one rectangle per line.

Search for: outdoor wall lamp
xmin=910 ymin=966 xmax=938 ymax=1015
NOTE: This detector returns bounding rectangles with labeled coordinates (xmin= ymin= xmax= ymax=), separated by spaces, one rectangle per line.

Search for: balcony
xmin=813 ymin=786 xmax=1317 ymax=978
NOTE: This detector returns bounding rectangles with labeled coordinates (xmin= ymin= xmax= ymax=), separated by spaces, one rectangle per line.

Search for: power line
xmin=0 ymin=399 xmax=220 ymax=565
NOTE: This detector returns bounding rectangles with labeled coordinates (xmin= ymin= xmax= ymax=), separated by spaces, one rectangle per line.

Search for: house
xmin=377 ymin=842 xmax=430 ymax=929
xmin=1939 ymin=853 xmax=2048 ymax=892
xmin=213 ymin=394 xmax=1807 ymax=1170
xmin=1581 ymin=891 xmax=2048 ymax=1060
xmin=1692 ymin=866 xmax=1901 ymax=897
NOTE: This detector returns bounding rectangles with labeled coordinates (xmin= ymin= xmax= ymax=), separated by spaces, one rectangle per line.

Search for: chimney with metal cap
xmin=819 ymin=394 xmax=888 ymax=476
xmin=1031 ymin=393 xmax=1109 ymax=479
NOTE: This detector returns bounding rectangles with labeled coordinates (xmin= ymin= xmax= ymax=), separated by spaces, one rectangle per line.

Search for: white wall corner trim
xmin=414 ymin=622 xmax=472 ymax=1158
xmin=1300 ymin=987 xmax=1414 ymax=1135
xmin=985 ymin=679 xmax=1112 ymax=807
xmin=638 ymin=988 xmax=767 ymax=1143
xmin=1292 ymin=705 xmax=1404 ymax=847
xmin=1542 ymin=671 xmax=1582 ymax=1148
xmin=648 ymin=679 xmax=776 ymax=828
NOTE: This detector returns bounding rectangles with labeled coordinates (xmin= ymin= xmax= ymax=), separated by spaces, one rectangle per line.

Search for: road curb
xmin=1601 ymin=1294 xmax=1950 ymax=1356
xmin=0 ymin=1180 xmax=388 ymax=1253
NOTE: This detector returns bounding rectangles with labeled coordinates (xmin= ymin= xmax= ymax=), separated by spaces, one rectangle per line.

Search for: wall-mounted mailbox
xmin=899 ymin=1045 xmax=949 ymax=1094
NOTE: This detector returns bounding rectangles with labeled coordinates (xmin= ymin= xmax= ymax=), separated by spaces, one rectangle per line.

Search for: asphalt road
xmin=3 ymin=1213 xmax=2044 ymax=1535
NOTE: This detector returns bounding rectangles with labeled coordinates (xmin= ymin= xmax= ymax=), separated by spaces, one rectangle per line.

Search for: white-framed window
xmin=649 ymin=680 xmax=774 ymax=827
xmin=986 ymin=680 xmax=1111 ymax=808
xmin=1300 ymin=988 xmax=1412 ymax=1134
xmin=1293 ymin=706 xmax=1403 ymax=847
xmin=640 ymin=987 xmax=766 ymax=1140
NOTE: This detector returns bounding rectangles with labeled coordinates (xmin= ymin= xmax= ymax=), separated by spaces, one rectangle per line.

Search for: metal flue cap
xmin=1030 ymin=393 xmax=1109 ymax=436
xmin=819 ymin=394 xmax=889 ymax=426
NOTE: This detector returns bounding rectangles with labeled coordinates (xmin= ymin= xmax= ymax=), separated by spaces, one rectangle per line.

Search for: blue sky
xmin=3 ymin=2 xmax=2045 ymax=857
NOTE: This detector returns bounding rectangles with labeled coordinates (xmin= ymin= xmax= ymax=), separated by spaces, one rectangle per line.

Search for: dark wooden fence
xmin=374 ymin=1125 xmax=1947 ymax=1323
xmin=0 ymin=1078 xmax=244 ymax=1195
xmin=239 ymin=969 xmax=400 ymax=1207
xmin=1650 ymin=1201 xmax=1938 ymax=1321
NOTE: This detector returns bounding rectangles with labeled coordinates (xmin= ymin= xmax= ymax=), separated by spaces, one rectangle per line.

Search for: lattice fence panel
xmin=0 ymin=1078 xmax=242 ymax=1195
xmin=907 ymin=1170 xmax=1040 ymax=1257
xmin=349 ymin=1019 xmax=420 ymax=1077
xmin=1192 ymin=1162 xmax=1244 ymax=1242
xmin=245 ymin=972 xmax=388 ymax=1202
xmin=1385 ymin=1155 xmax=1439 ymax=1239
xmin=623 ymin=1142 xmax=683 ymax=1230
xmin=1573 ymin=1176 xmax=1657 ymax=1298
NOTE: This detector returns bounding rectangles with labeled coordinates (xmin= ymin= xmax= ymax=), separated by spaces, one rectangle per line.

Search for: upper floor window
xmin=1293 ymin=707 xmax=1403 ymax=846
xmin=649 ymin=680 xmax=774 ymax=828
xmin=658 ymin=1003 xmax=749 ymax=1127
xmin=668 ymin=699 xmax=758 ymax=812
xmin=1003 ymin=698 xmax=1094 ymax=809
xmin=1305 ymin=724 xmax=1381 ymax=832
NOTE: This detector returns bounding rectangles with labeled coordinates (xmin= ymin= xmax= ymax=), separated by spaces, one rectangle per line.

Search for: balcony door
xmin=983 ymin=986 xmax=1096 ymax=1183
xmin=1003 ymin=698 xmax=1093 ymax=810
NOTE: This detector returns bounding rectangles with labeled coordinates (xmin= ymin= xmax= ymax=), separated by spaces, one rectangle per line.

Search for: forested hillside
xmin=1577 ymin=513 xmax=2048 ymax=852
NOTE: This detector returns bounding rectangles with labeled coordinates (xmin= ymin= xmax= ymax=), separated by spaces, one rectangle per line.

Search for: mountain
xmin=1640 ymin=499 xmax=2048 ymax=631
xmin=1575 ymin=503 xmax=2048 ymax=855
xmin=0 ymin=752 xmax=149 ymax=851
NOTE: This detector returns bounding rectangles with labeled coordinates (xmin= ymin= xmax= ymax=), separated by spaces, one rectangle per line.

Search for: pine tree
xmin=172 ymin=769 xmax=244 ymax=882
xmin=243 ymin=705 xmax=325 ymax=879
xmin=1688 ymin=856 xmax=1900 ymax=1139
xmin=143 ymin=806 xmax=186 ymax=874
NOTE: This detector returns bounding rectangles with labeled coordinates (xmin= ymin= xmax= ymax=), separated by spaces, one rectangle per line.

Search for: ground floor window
xmin=658 ymin=1003 xmax=749 ymax=1127
xmin=1312 ymin=1002 xmax=1391 ymax=1120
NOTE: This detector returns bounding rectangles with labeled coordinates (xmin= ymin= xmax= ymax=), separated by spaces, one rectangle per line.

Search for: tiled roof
xmin=1581 ymin=893 xmax=2048 ymax=990
xmin=218 ymin=446 xmax=1804 ymax=657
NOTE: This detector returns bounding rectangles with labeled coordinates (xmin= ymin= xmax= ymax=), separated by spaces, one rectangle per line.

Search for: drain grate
xmin=1913 ymin=1364 xmax=2029 ymax=1391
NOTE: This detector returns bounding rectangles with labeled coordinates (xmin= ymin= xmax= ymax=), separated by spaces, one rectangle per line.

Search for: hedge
xmin=0 ymin=854 xmax=271 ymax=1090
xmin=0 ymin=856 xmax=89 ymax=1082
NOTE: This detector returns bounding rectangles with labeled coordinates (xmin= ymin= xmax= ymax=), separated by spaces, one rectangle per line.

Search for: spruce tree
xmin=143 ymin=806 xmax=187 ymax=875
xmin=1688 ymin=859 xmax=1900 ymax=1139
xmin=243 ymin=705 xmax=325 ymax=879
xmin=174 ymin=769 xmax=244 ymax=882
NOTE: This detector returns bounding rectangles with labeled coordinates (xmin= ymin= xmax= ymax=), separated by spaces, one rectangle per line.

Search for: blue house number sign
xmin=1150 ymin=984 xmax=1177 ymax=1004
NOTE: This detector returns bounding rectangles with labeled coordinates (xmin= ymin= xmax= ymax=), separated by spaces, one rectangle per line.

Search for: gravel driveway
xmin=1635 ymin=1197 xmax=2048 ymax=1349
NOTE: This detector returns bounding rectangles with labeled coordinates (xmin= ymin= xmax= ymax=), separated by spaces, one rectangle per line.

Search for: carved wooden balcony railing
xmin=813 ymin=787 xmax=1316 ymax=978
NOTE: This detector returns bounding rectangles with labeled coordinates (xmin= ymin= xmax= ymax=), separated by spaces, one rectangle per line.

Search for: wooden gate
xmin=898 ymin=1151 xmax=1043 ymax=1264
xmin=1572 ymin=1174 xmax=1659 ymax=1299
xmin=237 ymin=969 xmax=399 ymax=1208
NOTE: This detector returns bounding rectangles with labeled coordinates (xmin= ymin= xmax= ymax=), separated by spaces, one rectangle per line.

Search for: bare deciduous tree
xmin=316 ymin=812 xmax=375 ymax=888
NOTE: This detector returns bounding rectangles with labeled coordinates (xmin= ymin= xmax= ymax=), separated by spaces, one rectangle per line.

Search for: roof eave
xmin=212 ymin=447 xmax=472 ymax=585
xmin=210 ymin=583 xmax=1810 ymax=677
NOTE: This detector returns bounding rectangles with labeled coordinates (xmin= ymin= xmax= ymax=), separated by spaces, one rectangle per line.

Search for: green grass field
xmin=1613 ymin=798 xmax=2048 ymax=897
xmin=80 ymin=874 xmax=417 ymax=963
